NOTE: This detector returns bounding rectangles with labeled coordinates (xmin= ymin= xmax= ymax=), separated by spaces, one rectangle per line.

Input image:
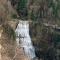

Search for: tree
xmin=17 ymin=0 xmax=28 ymax=19
xmin=48 ymin=0 xmax=60 ymax=18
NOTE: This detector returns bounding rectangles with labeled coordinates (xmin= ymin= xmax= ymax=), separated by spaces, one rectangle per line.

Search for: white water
xmin=15 ymin=21 xmax=36 ymax=58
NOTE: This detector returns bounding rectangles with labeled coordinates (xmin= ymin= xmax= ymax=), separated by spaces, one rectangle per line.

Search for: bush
xmin=11 ymin=14 xmax=17 ymax=19
xmin=52 ymin=31 xmax=60 ymax=46
xmin=3 ymin=24 xmax=16 ymax=40
xmin=17 ymin=0 xmax=28 ymax=18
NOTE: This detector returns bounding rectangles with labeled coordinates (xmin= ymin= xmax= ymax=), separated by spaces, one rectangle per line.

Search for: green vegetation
xmin=52 ymin=30 xmax=60 ymax=45
xmin=30 ymin=10 xmax=39 ymax=21
xmin=3 ymin=24 xmax=16 ymax=40
xmin=30 ymin=11 xmax=35 ymax=21
xmin=17 ymin=0 xmax=27 ymax=10
xmin=16 ymin=0 xmax=28 ymax=19
xmin=48 ymin=0 xmax=60 ymax=18
xmin=11 ymin=14 xmax=17 ymax=19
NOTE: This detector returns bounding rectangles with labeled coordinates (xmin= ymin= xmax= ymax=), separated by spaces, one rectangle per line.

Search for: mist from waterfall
xmin=15 ymin=21 xmax=36 ymax=59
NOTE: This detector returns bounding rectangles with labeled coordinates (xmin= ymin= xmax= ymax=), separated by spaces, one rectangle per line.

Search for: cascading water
xmin=15 ymin=21 xmax=36 ymax=59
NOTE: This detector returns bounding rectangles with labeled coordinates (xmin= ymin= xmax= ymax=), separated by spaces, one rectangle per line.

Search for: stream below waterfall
xmin=15 ymin=21 xmax=36 ymax=59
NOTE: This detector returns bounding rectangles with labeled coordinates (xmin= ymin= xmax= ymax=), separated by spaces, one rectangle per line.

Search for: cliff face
xmin=0 ymin=0 xmax=32 ymax=60
xmin=0 ymin=0 xmax=60 ymax=60
xmin=0 ymin=0 xmax=17 ymax=22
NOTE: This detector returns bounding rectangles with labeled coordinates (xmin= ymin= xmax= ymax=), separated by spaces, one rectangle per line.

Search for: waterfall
xmin=15 ymin=21 xmax=36 ymax=59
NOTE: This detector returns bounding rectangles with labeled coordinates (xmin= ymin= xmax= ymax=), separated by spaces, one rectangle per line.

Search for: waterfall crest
xmin=15 ymin=21 xmax=36 ymax=58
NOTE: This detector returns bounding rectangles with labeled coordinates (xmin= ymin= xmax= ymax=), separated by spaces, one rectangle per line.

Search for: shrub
xmin=3 ymin=24 xmax=16 ymax=40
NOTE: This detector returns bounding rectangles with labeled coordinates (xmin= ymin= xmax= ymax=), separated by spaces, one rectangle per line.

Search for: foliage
xmin=52 ymin=31 xmax=60 ymax=46
xmin=17 ymin=0 xmax=27 ymax=13
xmin=30 ymin=10 xmax=40 ymax=21
xmin=30 ymin=0 xmax=60 ymax=21
xmin=3 ymin=24 xmax=16 ymax=40
xmin=11 ymin=14 xmax=17 ymax=19
xmin=17 ymin=0 xmax=27 ymax=10
xmin=48 ymin=0 xmax=60 ymax=18
xmin=16 ymin=0 xmax=28 ymax=19
xmin=30 ymin=11 xmax=35 ymax=21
